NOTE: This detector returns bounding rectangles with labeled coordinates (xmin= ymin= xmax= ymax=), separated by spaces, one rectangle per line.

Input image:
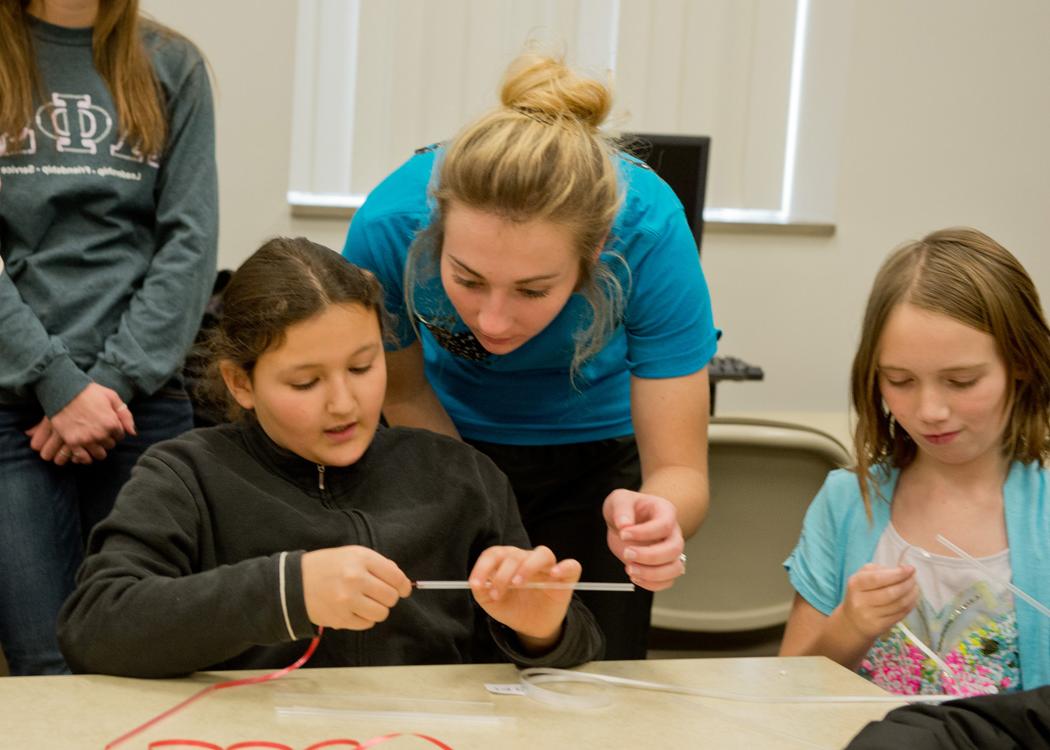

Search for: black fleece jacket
xmin=58 ymin=421 xmax=604 ymax=677
xmin=846 ymin=687 xmax=1050 ymax=749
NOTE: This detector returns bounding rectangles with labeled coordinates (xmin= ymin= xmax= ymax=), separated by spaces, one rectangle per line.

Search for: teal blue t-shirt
xmin=343 ymin=148 xmax=718 ymax=445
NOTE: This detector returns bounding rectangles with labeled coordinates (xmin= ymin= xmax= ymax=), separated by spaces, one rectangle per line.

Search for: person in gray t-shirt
xmin=0 ymin=0 xmax=217 ymax=675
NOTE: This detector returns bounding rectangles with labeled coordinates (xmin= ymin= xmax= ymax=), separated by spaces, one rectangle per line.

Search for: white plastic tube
xmin=413 ymin=580 xmax=635 ymax=592
xmin=518 ymin=668 xmax=952 ymax=706
xmin=894 ymin=544 xmax=973 ymax=693
xmin=273 ymin=692 xmax=512 ymax=726
xmin=936 ymin=533 xmax=1050 ymax=620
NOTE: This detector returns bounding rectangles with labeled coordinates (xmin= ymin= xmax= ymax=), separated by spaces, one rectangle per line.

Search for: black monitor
xmin=623 ymin=133 xmax=711 ymax=255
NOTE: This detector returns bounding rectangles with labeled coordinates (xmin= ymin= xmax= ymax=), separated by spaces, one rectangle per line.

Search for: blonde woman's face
xmin=440 ymin=202 xmax=582 ymax=355
xmin=877 ymin=303 xmax=1010 ymax=471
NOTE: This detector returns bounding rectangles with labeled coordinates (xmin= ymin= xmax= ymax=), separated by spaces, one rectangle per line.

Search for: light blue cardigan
xmin=785 ymin=461 xmax=1050 ymax=689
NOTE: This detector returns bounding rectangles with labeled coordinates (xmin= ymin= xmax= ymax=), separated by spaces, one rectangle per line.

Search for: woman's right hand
xmin=839 ymin=563 xmax=919 ymax=640
xmin=602 ymin=489 xmax=685 ymax=591
xmin=300 ymin=546 xmax=412 ymax=630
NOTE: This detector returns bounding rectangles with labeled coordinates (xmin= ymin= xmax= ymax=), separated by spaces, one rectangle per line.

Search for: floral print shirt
xmin=859 ymin=525 xmax=1020 ymax=696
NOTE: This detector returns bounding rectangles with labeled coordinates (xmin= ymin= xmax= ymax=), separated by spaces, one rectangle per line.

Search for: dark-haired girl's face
xmin=440 ymin=202 xmax=582 ymax=355
xmin=226 ymin=303 xmax=386 ymax=467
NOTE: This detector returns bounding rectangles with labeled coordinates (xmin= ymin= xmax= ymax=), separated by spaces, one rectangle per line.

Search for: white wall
xmin=143 ymin=0 xmax=1050 ymax=414
xmin=703 ymin=1 xmax=1050 ymax=412
xmin=141 ymin=0 xmax=349 ymax=255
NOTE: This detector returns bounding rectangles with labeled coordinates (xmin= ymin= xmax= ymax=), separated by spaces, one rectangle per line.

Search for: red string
xmin=106 ymin=629 xmax=324 ymax=750
xmin=106 ymin=628 xmax=455 ymax=750
xmin=144 ymin=735 xmax=452 ymax=750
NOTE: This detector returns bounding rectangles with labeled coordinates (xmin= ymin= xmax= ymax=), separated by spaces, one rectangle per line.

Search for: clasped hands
xmin=25 ymin=383 xmax=136 ymax=465
xmin=301 ymin=544 xmax=579 ymax=652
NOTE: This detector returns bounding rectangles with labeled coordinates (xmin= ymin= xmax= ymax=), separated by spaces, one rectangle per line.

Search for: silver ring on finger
xmin=679 ymin=552 xmax=687 ymax=574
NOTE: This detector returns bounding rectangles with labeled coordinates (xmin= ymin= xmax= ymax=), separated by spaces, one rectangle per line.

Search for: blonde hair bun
xmin=500 ymin=53 xmax=611 ymax=130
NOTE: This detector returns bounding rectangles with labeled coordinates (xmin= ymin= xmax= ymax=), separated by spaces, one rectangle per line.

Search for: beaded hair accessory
xmin=416 ymin=313 xmax=493 ymax=362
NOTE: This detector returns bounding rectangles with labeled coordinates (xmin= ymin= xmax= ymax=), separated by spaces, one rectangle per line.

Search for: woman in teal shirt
xmin=344 ymin=53 xmax=718 ymax=659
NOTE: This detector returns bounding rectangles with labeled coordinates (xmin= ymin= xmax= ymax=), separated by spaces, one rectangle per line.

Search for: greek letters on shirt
xmin=0 ymin=91 xmax=159 ymax=174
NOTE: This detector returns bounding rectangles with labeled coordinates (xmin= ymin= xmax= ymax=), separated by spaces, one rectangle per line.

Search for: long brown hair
xmin=404 ymin=52 xmax=626 ymax=377
xmin=199 ymin=237 xmax=390 ymax=422
xmin=851 ymin=227 xmax=1050 ymax=516
xmin=0 ymin=0 xmax=167 ymax=155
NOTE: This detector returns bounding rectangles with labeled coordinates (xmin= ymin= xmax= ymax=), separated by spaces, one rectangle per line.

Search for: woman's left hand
xmin=469 ymin=545 xmax=580 ymax=653
xmin=26 ymin=417 xmax=81 ymax=466
xmin=603 ymin=489 xmax=686 ymax=592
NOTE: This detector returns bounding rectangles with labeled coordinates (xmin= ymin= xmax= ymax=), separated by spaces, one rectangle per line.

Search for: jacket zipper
xmin=314 ymin=464 xmax=368 ymax=665
xmin=350 ymin=509 xmax=375 ymax=667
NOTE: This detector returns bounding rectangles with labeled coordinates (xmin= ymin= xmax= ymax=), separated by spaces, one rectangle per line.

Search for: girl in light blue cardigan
xmin=782 ymin=227 xmax=1050 ymax=696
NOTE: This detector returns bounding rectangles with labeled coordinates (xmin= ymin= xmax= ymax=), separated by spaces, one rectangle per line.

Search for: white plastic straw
xmin=936 ymin=534 xmax=1050 ymax=620
xmin=413 ymin=580 xmax=635 ymax=592
xmin=274 ymin=692 xmax=511 ymax=726
xmin=897 ymin=621 xmax=966 ymax=691
xmin=518 ymin=667 xmax=952 ymax=705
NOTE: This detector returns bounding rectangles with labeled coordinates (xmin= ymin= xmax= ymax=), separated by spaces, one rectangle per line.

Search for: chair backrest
xmin=651 ymin=417 xmax=851 ymax=632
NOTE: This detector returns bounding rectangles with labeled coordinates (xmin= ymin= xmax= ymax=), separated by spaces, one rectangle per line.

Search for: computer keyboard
xmin=708 ymin=355 xmax=764 ymax=382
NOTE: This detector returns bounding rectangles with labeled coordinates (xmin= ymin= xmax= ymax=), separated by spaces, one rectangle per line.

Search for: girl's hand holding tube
xmin=301 ymin=546 xmax=412 ymax=630
xmin=839 ymin=562 xmax=919 ymax=641
xmin=469 ymin=545 xmax=579 ymax=653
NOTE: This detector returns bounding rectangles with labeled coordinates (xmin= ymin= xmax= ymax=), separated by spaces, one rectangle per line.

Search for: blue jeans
xmin=0 ymin=391 xmax=193 ymax=675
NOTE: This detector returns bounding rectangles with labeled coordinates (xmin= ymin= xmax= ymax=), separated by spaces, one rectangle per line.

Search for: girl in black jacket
xmin=57 ymin=237 xmax=603 ymax=677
